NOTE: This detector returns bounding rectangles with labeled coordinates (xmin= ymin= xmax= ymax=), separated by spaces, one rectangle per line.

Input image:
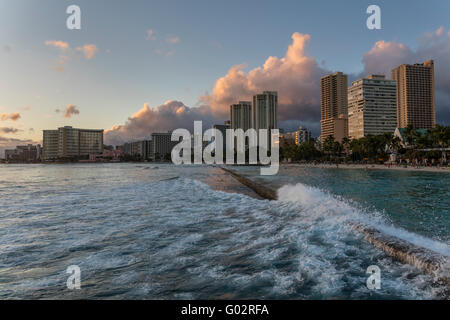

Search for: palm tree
xmin=404 ymin=124 xmax=417 ymax=148
xmin=341 ymin=137 xmax=351 ymax=157
xmin=323 ymin=135 xmax=335 ymax=161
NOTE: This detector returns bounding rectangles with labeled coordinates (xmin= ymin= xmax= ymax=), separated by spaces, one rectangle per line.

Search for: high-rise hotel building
xmin=230 ymin=101 xmax=252 ymax=131
xmin=320 ymin=72 xmax=348 ymax=142
xmin=392 ymin=60 xmax=436 ymax=129
xmin=348 ymin=75 xmax=397 ymax=139
xmin=43 ymin=126 xmax=103 ymax=160
xmin=253 ymin=91 xmax=278 ymax=131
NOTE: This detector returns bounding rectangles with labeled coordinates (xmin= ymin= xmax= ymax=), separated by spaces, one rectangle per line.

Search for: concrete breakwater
xmin=220 ymin=166 xmax=450 ymax=287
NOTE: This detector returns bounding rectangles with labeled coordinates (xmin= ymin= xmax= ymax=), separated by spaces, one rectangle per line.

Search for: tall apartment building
xmin=320 ymin=72 xmax=348 ymax=142
xmin=348 ymin=75 xmax=397 ymax=139
xmin=230 ymin=101 xmax=252 ymax=131
xmin=149 ymin=132 xmax=177 ymax=161
xmin=253 ymin=91 xmax=278 ymax=131
xmin=42 ymin=126 xmax=103 ymax=160
xmin=392 ymin=60 xmax=436 ymax=129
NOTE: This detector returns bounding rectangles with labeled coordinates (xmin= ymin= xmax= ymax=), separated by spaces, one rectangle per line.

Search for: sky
xmin=1 ymin=0 xmax=450 ymax=153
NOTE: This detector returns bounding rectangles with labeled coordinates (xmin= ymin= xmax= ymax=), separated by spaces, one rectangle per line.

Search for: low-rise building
xmin=5 ymin=144 xmax=41 ymax=162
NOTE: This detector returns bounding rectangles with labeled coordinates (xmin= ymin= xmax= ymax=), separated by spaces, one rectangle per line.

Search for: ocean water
xmin=0 ymin=163 xmax=448 ymax=299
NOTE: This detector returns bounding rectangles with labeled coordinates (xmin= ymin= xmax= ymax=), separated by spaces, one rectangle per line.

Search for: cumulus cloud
xmin=107 ymin=28 xmax=450 ymax=144
xmin=76 ymin=44 xmax=98 ymax=60
xmin=362 ymin=26 xmax=450 ymax=124
xmin=0 ymin=113 xmax=21 ymax=121
xmin=0 ymin=127 xmax=21 ymax=134
xmin=200 ymin=32 xmax=328 ymax=122
xmin=104 ymin=100 xmax=219 ymax=145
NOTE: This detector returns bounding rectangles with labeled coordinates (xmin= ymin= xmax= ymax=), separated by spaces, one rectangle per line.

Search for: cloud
xmin=146 ymin=29 xmax=156 ymax=40
xmin=3 ymin=45 xmax=12 ymax=52
xmin=107 ymin=27 xmax=450 ymax=144
xmin=64 ymin=105 xmax=80 ymax=118
xmin=0 ymin=113 xmax=21 ymax=121
xmin=0 ymin=127 xmax=21 ymax=134
xmin=76 ymin=44 xmax=98 ymax=60
xmin=46 ymin=41 xmax=98 ymax=71
xmin=104 ymin=100 xmax=219 ymax=145
xmin=362 ymin=26 xmax=450 ymax=124
xmin=200 ymin=32 xmax=327 ymax=122
xmin=45 ymin=40 xmax=69 ymax=51
xmin=166 ymin=36 xmax=180 ymax=44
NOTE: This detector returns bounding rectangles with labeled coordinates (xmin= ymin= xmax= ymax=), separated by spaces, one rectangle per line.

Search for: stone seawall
xmin=221 ymin=166 xmax=450 ymax=287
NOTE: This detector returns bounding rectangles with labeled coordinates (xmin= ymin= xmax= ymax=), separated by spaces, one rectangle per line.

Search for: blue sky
xmin=1 ymin=0 xmax=450 ymax=146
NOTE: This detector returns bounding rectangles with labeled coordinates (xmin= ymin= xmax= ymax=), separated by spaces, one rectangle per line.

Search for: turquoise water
xmin=0 ymin=163 xmax=448 ymax=299
xmin=233 ymin=166 xmax=450 ymax=245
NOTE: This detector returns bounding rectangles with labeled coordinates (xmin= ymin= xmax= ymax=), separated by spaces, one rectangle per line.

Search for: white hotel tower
xmin=348 ymin=75 xmax=397 ymax=139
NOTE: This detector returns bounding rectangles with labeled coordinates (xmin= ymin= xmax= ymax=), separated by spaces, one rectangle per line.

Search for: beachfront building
xmin=230 ymin=101 xmax=252 ymax=131
xmin=212 ymin=122 xmax=231 ymax=154
xmin=120 ymin=140 xmax=152 ymax=160
xmin=348 ymin=75 xmax=397 ymax=139
xmin=149 ymin=132 xmax=177 ymax=161
xmin=4 ymin=144 xmax=41 ymax=162
xmin=320 ymin=72 xmax=348 ymax=142
xmin=253 ymin=91 xmax=278 ymax=132
xmin=392 ymin=60 xmax=436 ymax=129
xmin=42 ymin=126 xmax=103 ymax=160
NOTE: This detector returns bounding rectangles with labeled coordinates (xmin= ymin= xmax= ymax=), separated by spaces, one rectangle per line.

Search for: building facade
xmin=5 ymin=144 xmax=41 ymax=162
xmin=320 ymin=72 xmax=348 ymax=142
xmin=252 ymin=91 xmax=278 ymax=131
xmin=348 ymin=75 xmax=397 ymax=139
xmin=230 ymin=101 xmax=252 ymax=131
xmin=43 ymin=126 xmax=103 ymax=160
xmin=149 ymin=132 xmax=177 ymax=161
xmin=43 ymin=130 xmax=59 ymax=160
xmin=392 ymin=60 xmax=436 ymax=129
xmin=294 ymin=126 xmax=312 ymax=145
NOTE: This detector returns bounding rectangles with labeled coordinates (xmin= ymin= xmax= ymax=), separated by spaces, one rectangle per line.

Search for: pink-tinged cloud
xmin=0 ymin=113 xmax=21 ymax=121
xmin=166 ymin=36 xmax=180 ymax=44
xmin=104 ymin=100 xmax=218 ymax=145
xmin=106 ymin=28 xmax=450 ymax=144
xmin=76 ymin=44 xmax=98 ymax=59
xmin=63 ymin=105 xmax=80 ymax=118
xmin=45 ymin=40 xmax=69 ymax=51
xmin=200 ymin=32 xmax=327 ymax=121
xmin=362 ymin=26 xmax=450 ymax=123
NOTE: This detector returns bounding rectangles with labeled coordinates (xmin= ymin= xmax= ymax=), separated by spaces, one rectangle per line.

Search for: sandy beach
xmin=283 ymin=163 xmax=450 ymax=173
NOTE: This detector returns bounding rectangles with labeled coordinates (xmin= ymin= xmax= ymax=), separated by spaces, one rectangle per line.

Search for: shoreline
xmin=283 ymin=163 xmax=450 ymax=173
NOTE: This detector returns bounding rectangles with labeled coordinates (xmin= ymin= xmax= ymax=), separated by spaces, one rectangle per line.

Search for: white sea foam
xmin=277 ymin=182 xmax=450 ymax=257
